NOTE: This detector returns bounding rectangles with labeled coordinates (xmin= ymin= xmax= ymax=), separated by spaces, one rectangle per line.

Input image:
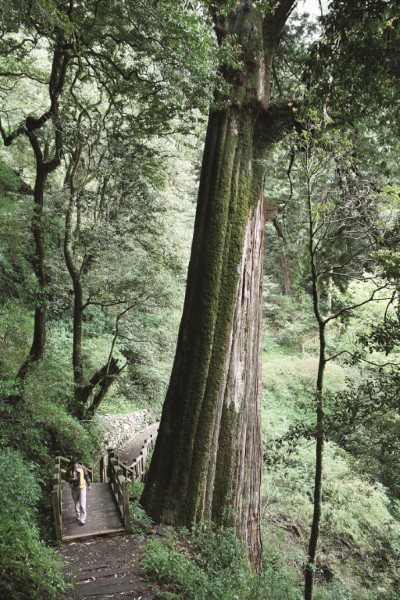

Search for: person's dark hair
xmin=70 ymin=456 xmax=79 ymax=465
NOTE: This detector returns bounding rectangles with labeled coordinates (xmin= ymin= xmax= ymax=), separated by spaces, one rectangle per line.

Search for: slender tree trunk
xmin=65 ymin=204 xmax=85 ymax=407
xmin=304 ymin=326 xmax=325 ymax=600
xmin=326 ymin=268 xmax=333 ymax=316
xmin=273 ymin=218 xmax=291 ymax=295
xmin=279 ymin=242 xmax=291 ymax=295
xmin=64 ymin=178 xmax=85 ymax=410
xmin=6 ymin=43 xmax=69 ymax=386
xmin=304 ymin=157 xmax=326 ymax=600
xmin=63 ymin=146 xmax=124 ymax=419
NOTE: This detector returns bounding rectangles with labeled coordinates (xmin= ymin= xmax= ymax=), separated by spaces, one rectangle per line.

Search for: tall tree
xmin=142 ymin=0 xmax=297 ymax=568
xmin=0 ymin=4 xmax=71 ymax=382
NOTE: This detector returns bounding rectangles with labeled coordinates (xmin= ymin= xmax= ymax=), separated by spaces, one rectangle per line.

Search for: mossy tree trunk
xmin=141 ymin=0 xmax=297 ymax=568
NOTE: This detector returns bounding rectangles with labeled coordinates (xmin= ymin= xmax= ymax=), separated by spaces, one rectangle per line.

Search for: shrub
xmin=0 ymin=449 xmax=66 ymax=600
xmin=130 ymin=499 xmax=154 ymax=534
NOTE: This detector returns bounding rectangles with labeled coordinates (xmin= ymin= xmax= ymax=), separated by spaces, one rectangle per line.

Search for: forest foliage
xmin=0 ymin=1 xmax=399 ymax=599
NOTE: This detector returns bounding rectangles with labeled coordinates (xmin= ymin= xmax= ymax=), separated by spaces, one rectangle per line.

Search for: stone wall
xmin=96 ymin=410 xmax=151 ymax=456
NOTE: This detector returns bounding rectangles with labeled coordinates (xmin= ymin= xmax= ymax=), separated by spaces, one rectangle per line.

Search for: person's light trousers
xmin=71 ymin=486 xmax=87 ymax=523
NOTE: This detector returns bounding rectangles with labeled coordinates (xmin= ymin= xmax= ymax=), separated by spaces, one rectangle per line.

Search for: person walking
xmin=66 ymin=456 xmax=91 ymax=525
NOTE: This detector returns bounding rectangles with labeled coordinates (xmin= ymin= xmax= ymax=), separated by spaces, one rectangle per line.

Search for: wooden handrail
xmin=107 ymin=450 xmax=130 ymax=532
xmin=129 ymin=428 xmax=159 ymax=481
xmin=105 ymin=428 xmax=158 ymax=532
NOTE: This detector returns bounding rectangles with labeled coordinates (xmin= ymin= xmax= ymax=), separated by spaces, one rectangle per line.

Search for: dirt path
xmin=59 ymin=534 xmax=158 ymax=600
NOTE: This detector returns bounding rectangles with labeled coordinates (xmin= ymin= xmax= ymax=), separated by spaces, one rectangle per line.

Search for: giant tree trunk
xmin=142 ymin=108 xmax=267 ymax=564
xmin=142 ymin=1 xmax=297 ymax=568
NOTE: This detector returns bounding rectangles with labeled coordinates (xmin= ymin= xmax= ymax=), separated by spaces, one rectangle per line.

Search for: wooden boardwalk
xmin=58 ymin=428 xmax=161 ymax=598
xmin=116 ymin=422 xmax=159 ymax=464
xmin=62 ymin=482 xmax=125 ymax=541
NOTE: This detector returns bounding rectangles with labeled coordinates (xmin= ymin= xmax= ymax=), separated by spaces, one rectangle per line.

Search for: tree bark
xmin=64 ymin=153 xmax=85 ymax=407
xmin=17 ymin=162 xmax=48 ymax=380
xmin=142 ymin=1 xmax=297 ymax=568
xmin=71 ymin=357 xmax=121 ymax=419
xmin=304 ymin=155 xmax=326 ymax=600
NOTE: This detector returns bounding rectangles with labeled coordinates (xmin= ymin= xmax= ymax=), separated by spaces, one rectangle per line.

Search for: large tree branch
xmin=0 ymin=70 xmax=47 ymax=84
xmin=273 ymin=0 xmax=298 ymax=32
xmin=207 ymin=0 xmax=230 ymax=44
xmin=326 ymin=349 xmax=399 ymax=368
xmin=255 ymin=100 xmax=297 ymax=145
xmin=76 ymin=356 xmax=121 ymax=408
xmin=324 ymin=284 xmax=390 ymax=325
xmin=263 ymin=0 xmax=297 ymax=48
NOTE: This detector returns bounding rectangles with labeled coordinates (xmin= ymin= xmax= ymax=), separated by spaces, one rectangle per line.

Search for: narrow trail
xmin=58 ymin=423 xmax=161 ymax=600
xmin=59 ymin=535 xmax=157 ymax=599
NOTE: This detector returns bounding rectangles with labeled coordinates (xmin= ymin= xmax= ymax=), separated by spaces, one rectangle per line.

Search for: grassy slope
xmin=261 ymin=351 xmax=400 ymax=599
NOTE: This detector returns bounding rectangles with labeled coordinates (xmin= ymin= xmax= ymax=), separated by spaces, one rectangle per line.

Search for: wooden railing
xmin=52 ymin=455 xmax=94 ymax=542
xmin=129 ymin=428 xmax=158 ymax=481
xmin=107 ymin=450 xmax=130 ymax=532
xmin=105 ymin=428 xmax=158 ymax=529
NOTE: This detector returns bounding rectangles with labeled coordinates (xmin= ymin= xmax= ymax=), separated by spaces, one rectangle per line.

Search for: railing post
xmin=99 ymin=456 xmax=104 ymax=483
xmin=52 ymin=486 xmax=62 ymax=541
xmin=122 ymin=479 xmax=130 ymax=532
xmin=107 ymin=449 xmax=115 ymax=480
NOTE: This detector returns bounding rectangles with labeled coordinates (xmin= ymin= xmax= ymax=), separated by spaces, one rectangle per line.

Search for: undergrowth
xmin=141 ymin=521 xmax=302 ymax=599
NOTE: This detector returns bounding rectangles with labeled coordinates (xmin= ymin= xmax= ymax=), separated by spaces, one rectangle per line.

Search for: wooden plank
xmin=75 ymin=564 xmax=110 ymax=573
xmin=75 ymin=578 xmax=145 ymax=598
xmin=74 ymin=567 xmax=131 ymax=581
xmin=74 ymin=555 xmax=144 ymax=573
xmin=63 ymin=527 xmax=126 ymax=541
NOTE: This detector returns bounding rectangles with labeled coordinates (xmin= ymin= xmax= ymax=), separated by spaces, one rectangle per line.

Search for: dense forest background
xmin=0 ymin=1 xmax=399 ymax=599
